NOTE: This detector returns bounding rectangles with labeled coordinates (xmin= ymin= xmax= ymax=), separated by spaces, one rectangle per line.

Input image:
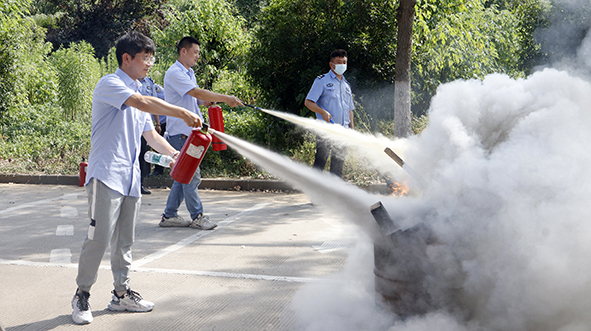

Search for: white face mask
xmin=333 ymin=64 xmax=347 ymax=75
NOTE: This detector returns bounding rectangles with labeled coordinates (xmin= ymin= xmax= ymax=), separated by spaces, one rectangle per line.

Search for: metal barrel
xmin=371 ymin=201 xmax=433 ymax=316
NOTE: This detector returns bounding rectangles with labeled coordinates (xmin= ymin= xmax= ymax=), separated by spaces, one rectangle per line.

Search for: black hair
xmin=176 ymin=36 xmax=201 ymax=55
xmin=115 ymin=31 xmax=155 ymax=67
xmin=330 ymin=49 xmax=348 ymax=62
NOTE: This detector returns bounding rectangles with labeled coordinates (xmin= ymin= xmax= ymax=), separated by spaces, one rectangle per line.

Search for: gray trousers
xmin=76 ymin=178 xmax=140 ymax=292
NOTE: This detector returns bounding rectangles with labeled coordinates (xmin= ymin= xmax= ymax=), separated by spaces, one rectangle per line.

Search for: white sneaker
xmin=159 ymin=214 xmax=191 ymax=227
xmin=190 ymin=214 xmax=217 ymax=230
xmin=71 ymin=290 xmax=93 ymax=324
xmin=107 ymin=289 xmax=154 ymax=312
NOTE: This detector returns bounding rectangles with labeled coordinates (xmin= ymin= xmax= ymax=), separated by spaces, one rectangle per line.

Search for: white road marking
xmin=60 ymin=206 xmax=78 ymax=218
xmin=0 ymin=193 xmax=79 ymax=219
xmin=132 ymin=202 xmax=271 ymax=268
xmin=313 ymin=241 xmax=356 ymax=254
xmin=0 ymin=259 xmax=337 ymax=284
xmin=0 ymin=259 xmax=101 ymax=269
xmin=132 ymin=267 xmax=340 ymax=284
xmin=49 ymin=249 xmax=71 ymax=264
xmin=56 ymin=225 xmax=74 ymax=236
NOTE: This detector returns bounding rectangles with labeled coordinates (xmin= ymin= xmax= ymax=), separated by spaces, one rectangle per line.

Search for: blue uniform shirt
xmin=163 ymin=61 xmax=204 ymax=136
xmin=140 ymin=76 xmax=166 ymax=123
xmin=305 ymin=70 xmax=355 ymax=127
xmin=86 ymin=68 xmax=154 ymax=198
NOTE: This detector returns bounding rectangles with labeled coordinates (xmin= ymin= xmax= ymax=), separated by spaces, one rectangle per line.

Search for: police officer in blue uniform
xmin=139 ymin=77 xmax=167 ymax=179
xmin=304 ymin=49 xmax=355 ymax=178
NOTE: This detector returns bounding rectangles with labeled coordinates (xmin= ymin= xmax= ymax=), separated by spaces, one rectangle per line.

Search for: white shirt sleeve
xmin=93 ymin=74 xmax=136 ymax=111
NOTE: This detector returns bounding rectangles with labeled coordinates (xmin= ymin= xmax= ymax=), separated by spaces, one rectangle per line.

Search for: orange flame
xmin=388 ymin=181 xmax=409 ymax=197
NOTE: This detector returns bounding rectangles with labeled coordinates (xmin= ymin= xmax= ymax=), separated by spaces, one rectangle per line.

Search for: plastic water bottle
xmin=144 ymin=151 xmax=173 ymax=168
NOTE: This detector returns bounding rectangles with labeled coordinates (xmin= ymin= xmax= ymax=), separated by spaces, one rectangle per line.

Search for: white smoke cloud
xmin=383 ymin=68 xmax=591 ymax=330
xmin=219 ymin=67 xmax=591 ymax=330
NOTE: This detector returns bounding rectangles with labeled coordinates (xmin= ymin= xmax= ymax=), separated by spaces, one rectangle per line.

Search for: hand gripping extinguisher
xmin=79 ymin=158 xmax=88 ymax=187
xmin=207 ymin=104 xmax=226 ymax=151
xmin=170 ymin=124 xmax=212 ymax=184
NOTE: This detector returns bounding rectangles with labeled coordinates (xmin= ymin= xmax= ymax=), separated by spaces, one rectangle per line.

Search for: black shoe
xmin=141 ymin=186 xmax=151 ymax=195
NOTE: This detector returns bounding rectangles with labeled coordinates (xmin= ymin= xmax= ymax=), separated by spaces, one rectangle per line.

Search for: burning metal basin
xmin=371 ymin=201 xmax=436 ymax=316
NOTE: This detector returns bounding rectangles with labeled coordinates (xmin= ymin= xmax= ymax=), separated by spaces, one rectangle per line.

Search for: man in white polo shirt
xmin=159 ymin=36 xmax=243 ymax=229
xmin=71 ymin=31 xmax=202 ymax=325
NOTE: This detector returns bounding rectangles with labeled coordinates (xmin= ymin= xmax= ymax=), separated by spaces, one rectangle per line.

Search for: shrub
xmin=0 ymin=0 xmax=49 ymax=118
xmin=0 ymin=103 xmax=91 ymax=174
xmin=50 ymin=41 xmax=101 ymax=121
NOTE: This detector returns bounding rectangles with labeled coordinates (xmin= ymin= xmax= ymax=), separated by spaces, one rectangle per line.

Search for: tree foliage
xmin=412 ymin=0 xmax=524 ymax=105
xmin=231 ymin=0 xmax=269 ymax=28
xmin=0 ymin=0 xmax=50 ymax=117
xmin=249 ymin=0 xmax=399 ymax=115
xmin=151 ymin=0 xmax=251 ymax=90
xmin=0 ymin=0 xmax=31 ymax=17
xmin=37 ymin=0 xmax=167 ymax=58
xmin=249 ymin=0 xmax=528 ymax=126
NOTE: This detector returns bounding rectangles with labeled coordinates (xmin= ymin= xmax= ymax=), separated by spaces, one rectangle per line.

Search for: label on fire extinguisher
xmin=186 ymin=143 xmax=205 ymax=159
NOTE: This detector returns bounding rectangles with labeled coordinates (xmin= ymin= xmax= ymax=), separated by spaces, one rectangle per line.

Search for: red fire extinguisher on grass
xmin=208 ymin=104 xmax=226 ymax=151
xmin=170 ymin=124 xmax=212 ymax=184
xmin=79 ymin=158 xmax=88 ymax=187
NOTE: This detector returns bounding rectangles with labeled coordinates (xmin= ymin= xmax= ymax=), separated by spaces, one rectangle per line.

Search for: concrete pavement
xmin=0 ymin=183 xmax=374 ymax=331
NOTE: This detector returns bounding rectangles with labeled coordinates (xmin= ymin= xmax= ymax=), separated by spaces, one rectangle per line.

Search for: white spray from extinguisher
xmin=242 ymin=104 xmax=414 ymax=188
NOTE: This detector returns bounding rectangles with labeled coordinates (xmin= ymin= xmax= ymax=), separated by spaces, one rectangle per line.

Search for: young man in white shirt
xmin=71 ymin=31 xmax=202 ymax=325
xmin=160 ymin=36 xmax=243 ymax=229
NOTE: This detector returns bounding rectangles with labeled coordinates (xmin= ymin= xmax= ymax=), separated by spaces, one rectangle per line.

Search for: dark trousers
xmin=151 ymin=123 xmax=167 ymax=175
xmin=139 ymin=137 xmax=150 ymax=184
xmin=312 ymin=136 xmax=347 ymax=178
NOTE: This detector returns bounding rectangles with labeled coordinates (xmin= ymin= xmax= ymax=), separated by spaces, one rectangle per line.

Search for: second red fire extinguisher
xmin=170 ymin=125 xmax=212 ymax=184
xmin=79 ymin=158 xmax=88 ymax=187
xmin=207 ymin=104 xmax=226 ymax=151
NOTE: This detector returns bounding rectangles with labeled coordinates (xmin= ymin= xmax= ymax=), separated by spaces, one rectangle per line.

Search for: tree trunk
xmin=394 ymin=0 xmax=416 ymax=138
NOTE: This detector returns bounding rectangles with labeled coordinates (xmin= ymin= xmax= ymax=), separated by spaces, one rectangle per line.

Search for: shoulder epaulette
xmin=316 ymin=74 xmax=325 ymax=80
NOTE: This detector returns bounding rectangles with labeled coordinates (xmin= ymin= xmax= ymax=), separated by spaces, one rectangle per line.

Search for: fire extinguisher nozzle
xmin=244 ymin=103 xmax=262 ymax=111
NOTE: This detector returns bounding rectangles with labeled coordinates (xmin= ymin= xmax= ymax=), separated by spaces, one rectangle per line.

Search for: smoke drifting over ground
xmin=215 ymin=67 xmax=591 ymax=330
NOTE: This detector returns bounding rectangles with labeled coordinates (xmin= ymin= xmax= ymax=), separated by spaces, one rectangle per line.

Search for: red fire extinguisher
xmin=79 ymin=158 xmax=88 ymax=187
xmin=170 ymin=125 xmax=213 ymax=184
xmin=207 ymin=104 xmax=226 ymax=151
